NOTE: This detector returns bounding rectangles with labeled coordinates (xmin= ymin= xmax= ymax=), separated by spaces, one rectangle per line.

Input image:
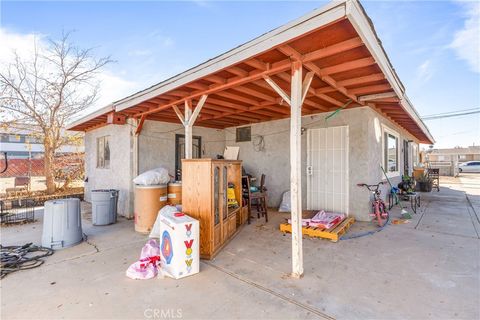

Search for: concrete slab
xmin=1 ymin=177 xmax=479 ymax=319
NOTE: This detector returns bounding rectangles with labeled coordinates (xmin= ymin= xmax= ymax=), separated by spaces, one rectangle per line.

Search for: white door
xmin=307 ymin=126 xmax=349 ymax=214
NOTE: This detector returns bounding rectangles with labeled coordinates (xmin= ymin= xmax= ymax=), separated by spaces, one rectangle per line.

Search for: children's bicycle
xmin=357 ymin=182 xmax=389 ymax=227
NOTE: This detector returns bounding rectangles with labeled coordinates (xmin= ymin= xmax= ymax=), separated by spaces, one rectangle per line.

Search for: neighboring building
xmin=0 ymin=132 xmax=84 ymax=159
xmin=426 ymin=145 xmax=480 ymax=163
xmin=67 ymin=0 xmax=433 ymax=223
xmin=421 ymin=145 xmax=480 ymax=176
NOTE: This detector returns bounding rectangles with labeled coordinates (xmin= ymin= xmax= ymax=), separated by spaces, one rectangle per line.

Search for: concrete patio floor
xmin=1 ymin=175 xmax=479 ymax=319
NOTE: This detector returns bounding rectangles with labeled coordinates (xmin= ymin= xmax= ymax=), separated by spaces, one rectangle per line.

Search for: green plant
xmin=417 ymin=173 xmax=431 ymax=183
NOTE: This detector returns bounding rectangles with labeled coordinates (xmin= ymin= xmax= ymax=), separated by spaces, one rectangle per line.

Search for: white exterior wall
xmin=82 ymin=107 xmax=420 ymax=222
xmin=84 ymin=123 xmax=135 ymax=218
xmin=138 ymin=120 xmax=226 ymax=174
xmin=225 ymin=107 xmax=420 ymax=221
xmin=83 ymin=120 xmax=225 ymax=218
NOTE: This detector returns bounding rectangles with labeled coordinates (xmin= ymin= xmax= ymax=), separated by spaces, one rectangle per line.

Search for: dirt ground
xmin=1 ymin=174 xmax=479 ymax=319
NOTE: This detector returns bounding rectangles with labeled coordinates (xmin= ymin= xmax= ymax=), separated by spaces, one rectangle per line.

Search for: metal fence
xmin=0 ymin=199 xmax=36 ymax=224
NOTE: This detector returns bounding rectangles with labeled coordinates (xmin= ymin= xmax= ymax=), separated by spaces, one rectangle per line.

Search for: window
xmin=459 ymin=155 xmax=467 ymax=160
xmin=97 ymin=136 xmax=110 ymax=168
xmin=383 ymin=126 xmax=399 ymax=177
xmin=8 ymin=134 xmax=22 ymax=142
xmin=412 ymin=143 xmax=419 ymax=167
xmin=236 ymin=126 xmax=251 ymax=142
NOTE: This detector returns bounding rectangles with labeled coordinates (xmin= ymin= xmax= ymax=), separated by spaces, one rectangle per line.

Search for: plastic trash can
xmin=42 ymin=198 xmax=83 ymax=249
xmin=91 ymin=189 xmax=119 ymax=225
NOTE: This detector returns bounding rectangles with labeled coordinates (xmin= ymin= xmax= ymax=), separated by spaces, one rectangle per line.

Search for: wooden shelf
xmin=228 ymin=206 xmax=240 ymax=216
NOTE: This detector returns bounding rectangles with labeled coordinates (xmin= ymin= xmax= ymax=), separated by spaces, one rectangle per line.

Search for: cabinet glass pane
xmin=214 ymin=166 xmax=220 ymax=225
xmin=223 ymin=166 xmax=228 ymax=220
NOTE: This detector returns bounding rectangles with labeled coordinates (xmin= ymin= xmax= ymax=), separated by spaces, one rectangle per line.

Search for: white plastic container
xmin=42 ymin=198 xmax=83 ymax=249
xmin=159 ymin=210 xmax=199 ymax=279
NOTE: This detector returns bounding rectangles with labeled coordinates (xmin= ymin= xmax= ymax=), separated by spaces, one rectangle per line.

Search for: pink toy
xmin=126 ymin=239 xmax=160 ymax=280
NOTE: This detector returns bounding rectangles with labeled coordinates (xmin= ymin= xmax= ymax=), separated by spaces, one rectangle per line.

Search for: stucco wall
xmin=138 ymin=120 xmax=226 ymax=175
xmin=84 ymin=123 xmax=135 ymax=218
xmin=366 ymin=107 xmax=420 ymax=203
xmin=225 ymin=107 xmax=421 ymax=221
xmin=82 ymin=107 xmax=422 ymax=222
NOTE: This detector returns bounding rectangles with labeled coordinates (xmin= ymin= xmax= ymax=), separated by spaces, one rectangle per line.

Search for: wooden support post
xmin=173 ymin=95 xmax=208 ymax=160
xmin=263 ymin=64 xmax=313 ymax=278
xmin=184 ymin=100 xmax=193 ymax=159
xmin=290 ymin=60 xmax=303 ymax=278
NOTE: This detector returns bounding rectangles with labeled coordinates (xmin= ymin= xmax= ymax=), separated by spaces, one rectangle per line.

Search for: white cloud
xmin=450 ymin=2 xmax=480 ymax=73
xmin=0 ymin=27 xmax=138 ymax=116
xmin=0 ymin=28 xmax=44 ymax=63
xmin=96 ymin=71 xmax=139 ymax=107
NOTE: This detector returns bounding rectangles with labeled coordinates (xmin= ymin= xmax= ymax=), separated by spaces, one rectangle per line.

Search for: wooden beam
xmin=227 ymin=66 xmax=249 ymax=77
xmin=188 ymin=94 xmax=208 ymax=125
xmin=172 ymin=105 xmax=185 ymax=124
xmin=135 ymin=115 xmax=146 ymax=135
xmin=337 ymin=73 xmax=384 ymax=87
xmin=278 ymin=45 xmax=364 ymax=106
xmin=132 ymin=58 xmax=292 ymax=118
xmin=320 ymin=57 xmax=376 ymax=75
xmin=279 ymin=37 xmax=363 ymax=63
xmin=243 ymin=58 xmax=268 ymax=71
xmin=263 ymin=75 xmax=291 ymax=105
xmin=307 ymin=62 xmax=363 ymax=105
xmin=231 ymin=85 xmax=277 ymax=103
xmin=301 ymin=71 xmax=314 ymax=104
xmin=349 ymin=84 xmax=392 ymax=95
xmin=274 ymin=73 xmax=336 ymax=109
xmin=302 ymin=37 xmax=364 ymax=62
xmin=358 ymin=91 xmax=396 ymax=102
xmin=184 ymin=100 xmax=193 ymax=159
xmin=214 ymin=91 xmax=259 ymax=106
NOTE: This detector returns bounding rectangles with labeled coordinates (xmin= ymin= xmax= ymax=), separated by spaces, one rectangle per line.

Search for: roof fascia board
xmin=66 ymin=104 xmax=114 ymax=130
xmin=114 ymin=1 xmax=347 ymax=111
xmin=345 ymin=0 xmax=434 ymax=143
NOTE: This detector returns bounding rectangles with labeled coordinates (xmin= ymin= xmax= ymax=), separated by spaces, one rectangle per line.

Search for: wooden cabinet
xmin=182 ymin=159 xmax=243 ymax=259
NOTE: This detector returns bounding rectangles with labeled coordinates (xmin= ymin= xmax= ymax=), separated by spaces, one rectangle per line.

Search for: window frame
xmin=96 ymin=136 xmax=110 ymax=169
xmin=382 ymin=125 xmax=400 ymax=178
xmin=412 ymin=142 xmax=419 ymax=167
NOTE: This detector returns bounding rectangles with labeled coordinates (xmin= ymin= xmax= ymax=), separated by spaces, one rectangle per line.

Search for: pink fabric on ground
xmin=126 ymin=239 xmax=160 ymax=280
xmin=309 ymin=210 xmax=346 ymax=229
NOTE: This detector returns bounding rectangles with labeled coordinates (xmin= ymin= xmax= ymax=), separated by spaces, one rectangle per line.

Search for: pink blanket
xmin=287 ymin=210 xmax=345 ymax=229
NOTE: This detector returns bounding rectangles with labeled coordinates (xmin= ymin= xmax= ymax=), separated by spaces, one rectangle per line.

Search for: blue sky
xmin=1 ymin=0 xmax=479 ymax=148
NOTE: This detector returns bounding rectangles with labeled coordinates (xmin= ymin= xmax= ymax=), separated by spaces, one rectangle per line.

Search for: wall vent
xmin=236 ymin=126 xmax=251 ymax=142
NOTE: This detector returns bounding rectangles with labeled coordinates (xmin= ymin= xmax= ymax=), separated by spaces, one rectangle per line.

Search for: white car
xmin=459 ymin=161 xmax=480 ymax=173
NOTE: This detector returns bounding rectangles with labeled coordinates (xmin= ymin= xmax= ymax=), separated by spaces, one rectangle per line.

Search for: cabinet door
xmin=221 ymin=165 xmax=228 ymax=242
xmin=213 ymin=165 xmax=222 ymax=251
xmin=228 ymin=213 xmax=237 ymax=237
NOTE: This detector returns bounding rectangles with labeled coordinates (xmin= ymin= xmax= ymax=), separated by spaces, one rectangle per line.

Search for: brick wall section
xmin=0 ymin=159 xmax=44 ymax=177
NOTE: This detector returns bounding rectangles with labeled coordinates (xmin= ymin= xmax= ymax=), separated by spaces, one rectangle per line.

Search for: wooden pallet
xmin=279 ymin=217 xmax=355 ymax=242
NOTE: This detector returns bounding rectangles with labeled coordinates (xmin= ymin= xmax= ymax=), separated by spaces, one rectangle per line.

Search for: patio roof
xmin=67 ymin=0 xmax=434 ymax=144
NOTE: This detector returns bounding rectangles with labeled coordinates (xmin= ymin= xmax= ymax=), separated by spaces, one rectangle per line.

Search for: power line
xmin=421 ymin=108 xmax=480 ymax=120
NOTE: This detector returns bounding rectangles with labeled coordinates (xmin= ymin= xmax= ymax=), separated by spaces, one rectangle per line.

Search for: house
xmin=67 ymin=0 xmax=433 ymax=277
xmin=425 ymin=145 xmax=480 ymax=163
xmin=420 ymin=145 xmax=479 ymax=176
xmin=0 ymin=131 xmax=84 ymax=159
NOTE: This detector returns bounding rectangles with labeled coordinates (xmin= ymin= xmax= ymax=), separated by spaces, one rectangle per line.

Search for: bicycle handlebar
xmin=357 ymin=181 xmax=384 ymax=191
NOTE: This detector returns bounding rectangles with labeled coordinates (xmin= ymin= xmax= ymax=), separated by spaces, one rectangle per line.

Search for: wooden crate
xmin=279 ymin=217 xmax=355 ymax=242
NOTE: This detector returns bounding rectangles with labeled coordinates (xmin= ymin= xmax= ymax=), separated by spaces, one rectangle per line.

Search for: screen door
xmin=307 ymin=126 xmax=349 ymax=214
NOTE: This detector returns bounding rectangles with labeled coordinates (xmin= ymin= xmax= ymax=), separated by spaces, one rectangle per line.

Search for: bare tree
xmin=0 ymin=32 xmax=111 ymax=194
